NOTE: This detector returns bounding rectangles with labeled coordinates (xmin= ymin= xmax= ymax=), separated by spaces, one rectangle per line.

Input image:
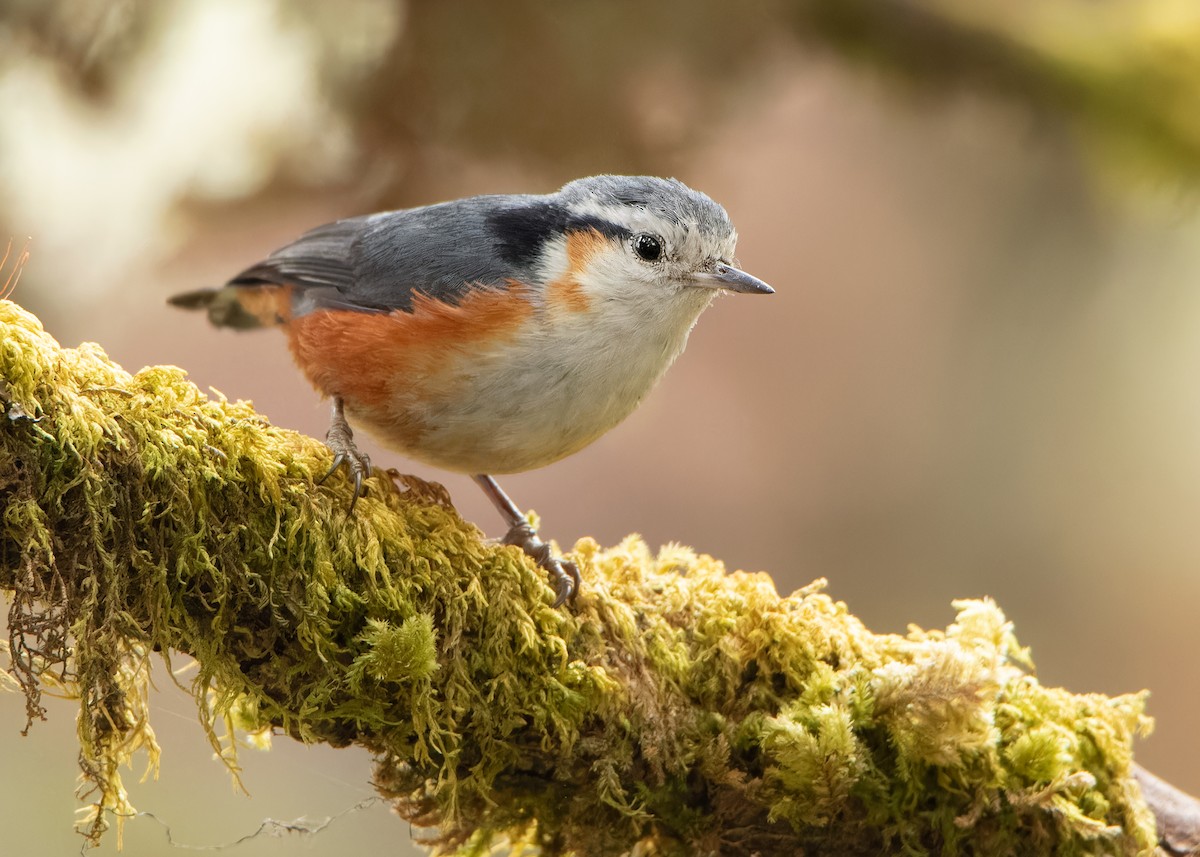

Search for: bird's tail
xmin=167 ymin=285 xmax=291 ymax=330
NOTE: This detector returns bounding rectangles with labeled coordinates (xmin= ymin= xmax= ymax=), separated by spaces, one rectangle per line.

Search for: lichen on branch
xmin=0 ymin=300 xmax=1157 ymax=855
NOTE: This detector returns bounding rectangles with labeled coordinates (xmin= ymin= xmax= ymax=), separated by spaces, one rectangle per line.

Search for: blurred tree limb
xmin=8 ymin=0 xmax=1200 ymax=210
xmin=0 ymin=295 xmax=1193 ymax=855
xmin=796 ymin=0 xmax=1200 ymax=179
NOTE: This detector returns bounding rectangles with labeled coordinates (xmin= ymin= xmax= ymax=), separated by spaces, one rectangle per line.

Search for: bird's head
xmin=489 ymin=175 xmax=772 ymax=314
xmin=552 ymin=174 xmax=772 ymax=304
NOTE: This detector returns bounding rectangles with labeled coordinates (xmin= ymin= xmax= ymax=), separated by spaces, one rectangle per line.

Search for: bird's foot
xmin=318 ymin=402 xmax=372 ymax=512
xmin=503 ymin=520 xmax=581 ymax=608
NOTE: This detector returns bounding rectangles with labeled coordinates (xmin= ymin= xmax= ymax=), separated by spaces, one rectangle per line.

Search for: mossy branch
xmin=0 ymin=298 xmax=1189 ymax=855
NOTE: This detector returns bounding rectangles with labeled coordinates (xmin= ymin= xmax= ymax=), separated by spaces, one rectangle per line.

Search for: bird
xmin=169 ymin=175 xmax=773 ymax=607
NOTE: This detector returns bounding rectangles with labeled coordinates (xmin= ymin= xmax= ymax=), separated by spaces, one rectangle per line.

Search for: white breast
xmin=357 ymin=287 xmax=715 ymax=474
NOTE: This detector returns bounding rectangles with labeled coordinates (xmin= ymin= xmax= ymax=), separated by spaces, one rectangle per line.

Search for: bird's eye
xmin=632 ymin=233 xmax=663 ymax=262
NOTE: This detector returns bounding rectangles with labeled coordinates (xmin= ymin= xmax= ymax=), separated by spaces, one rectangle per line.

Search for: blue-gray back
xmin=225 ymin=175 xmax=728 ymax=315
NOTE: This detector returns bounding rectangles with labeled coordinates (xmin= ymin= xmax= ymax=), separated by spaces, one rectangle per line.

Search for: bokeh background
xmin=3 ymin=1 xmax=1200 ymax=853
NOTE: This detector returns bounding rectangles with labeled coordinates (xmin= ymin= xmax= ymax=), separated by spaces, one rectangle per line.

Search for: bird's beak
xmin=690 ymin=263 xmax=774 ymax=295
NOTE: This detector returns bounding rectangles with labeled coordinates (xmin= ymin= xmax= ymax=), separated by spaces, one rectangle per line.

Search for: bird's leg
xmin=318 ymin=397 xmax=372 ymax=512
xmin=472 ymin=474 xmax=580 ymax=607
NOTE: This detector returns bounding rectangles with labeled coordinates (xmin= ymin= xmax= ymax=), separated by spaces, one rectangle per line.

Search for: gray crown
xmin=557 ymin=175 xmax=733 ymax=237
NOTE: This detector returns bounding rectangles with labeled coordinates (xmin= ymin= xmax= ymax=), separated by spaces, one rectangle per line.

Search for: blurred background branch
xmin=7 ymin=0 xmax=1200 ymax=202
xmin=800 ymin=0 xmax=1200 ymax=179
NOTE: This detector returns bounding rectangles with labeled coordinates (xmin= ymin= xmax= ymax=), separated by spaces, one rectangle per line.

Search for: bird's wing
xmin=226 ymin=194 xmax=568 ymax=315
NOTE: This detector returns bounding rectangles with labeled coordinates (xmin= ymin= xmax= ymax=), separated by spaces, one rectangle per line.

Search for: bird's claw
xmin=320 ymin=408 xmax=372 ymax=513
xmin=503 ymin=521 xmax=581 ymax=607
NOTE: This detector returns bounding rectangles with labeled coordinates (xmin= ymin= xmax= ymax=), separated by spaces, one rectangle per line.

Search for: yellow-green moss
xmin=0 ymin=300 xmax=1157 ymax=855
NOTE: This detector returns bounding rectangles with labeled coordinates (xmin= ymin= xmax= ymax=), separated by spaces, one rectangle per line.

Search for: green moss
xmin=0 ymin=300 xmax=1157 ymax=855
xmin=351 ymin=615 xmax=440 ymax=685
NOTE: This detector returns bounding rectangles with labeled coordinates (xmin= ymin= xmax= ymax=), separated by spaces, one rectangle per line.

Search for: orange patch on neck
xmin=285 ymin=284 xmax=533 ymax=435
xmin=546 ymin=228 xmax=611 ymax=313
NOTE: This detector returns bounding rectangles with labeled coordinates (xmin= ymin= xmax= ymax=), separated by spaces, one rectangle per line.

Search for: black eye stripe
xmin=488 ymin=202 xmax=631 ymax=268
